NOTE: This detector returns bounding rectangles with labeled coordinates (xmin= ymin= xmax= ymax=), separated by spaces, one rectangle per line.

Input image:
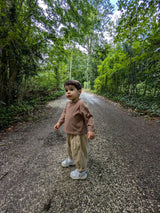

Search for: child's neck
xmin=72 ymin=97 xmax=80 ymax=103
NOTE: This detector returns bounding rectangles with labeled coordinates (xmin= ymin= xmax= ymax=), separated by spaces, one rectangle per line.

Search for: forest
xmin=0 ymin=0 xmax=160 ymax=129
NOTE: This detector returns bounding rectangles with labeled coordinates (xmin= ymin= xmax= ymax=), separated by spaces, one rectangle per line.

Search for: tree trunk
xmin=132 ymin=62 xmax=137 ymax=94
xmin=55 ymin=64 xmax=60 ymax=89
xmin=86 ymin=56 xmax=89 ymax=89
xmin=0 ymin=47 xmax=8 ymax=103
xmin=69 ymin=54 xmax=73 ymax=79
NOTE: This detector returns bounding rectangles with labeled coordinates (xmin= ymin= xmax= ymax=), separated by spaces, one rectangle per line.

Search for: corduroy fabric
xmin=67 ymin=134 xmax=88 ymax=172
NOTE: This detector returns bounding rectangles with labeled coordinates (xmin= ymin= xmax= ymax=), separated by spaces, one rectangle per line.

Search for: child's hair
xmin=64 ymin=80 xmax=82 ymax=90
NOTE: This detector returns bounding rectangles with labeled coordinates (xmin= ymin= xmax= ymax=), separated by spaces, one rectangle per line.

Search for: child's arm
xmin=81 ymin=102 xmax=95 ymax=139
xmin=54 ymin=104 xmax=67 ymax=131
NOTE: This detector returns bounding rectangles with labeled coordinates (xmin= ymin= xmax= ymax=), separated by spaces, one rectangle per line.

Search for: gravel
xmin=0 ymin=92 xmax=160 ymax=213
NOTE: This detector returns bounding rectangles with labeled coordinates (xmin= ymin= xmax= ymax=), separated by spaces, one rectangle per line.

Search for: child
xmin=54 ymin=80 xmax=95 ymax=180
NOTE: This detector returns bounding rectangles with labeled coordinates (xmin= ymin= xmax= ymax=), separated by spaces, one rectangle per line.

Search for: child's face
xmin=65 ymin=85 xmax=81 ymax=102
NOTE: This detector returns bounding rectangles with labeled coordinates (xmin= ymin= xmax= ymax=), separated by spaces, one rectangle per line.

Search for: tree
xmin=80 ymin=0 xmax=114 ymax=88
xmin=0 ymin=0 xmax=45 ymax=104
xmin=94 ymin=46 xmax=128 ymax=94
xmin=115 ymin=0 xmax=160 ymax=95
xmin=0 ymin=0 xmax=116 ymax=105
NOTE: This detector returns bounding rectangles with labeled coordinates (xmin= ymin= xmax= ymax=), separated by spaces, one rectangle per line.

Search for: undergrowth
xmin=105 ymin=93 xmax=160 ymax=117
xmin=0 ymin=90 xmax=64 ymax=130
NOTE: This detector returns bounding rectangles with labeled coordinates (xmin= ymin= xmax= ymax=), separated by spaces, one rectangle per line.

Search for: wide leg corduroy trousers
xmin=67 ymin=134 xmax=88 ymax=172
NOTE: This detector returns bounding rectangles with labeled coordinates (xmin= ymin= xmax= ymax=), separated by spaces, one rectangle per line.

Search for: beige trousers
xmin=67 ymin=134 xmax=88 ymax=172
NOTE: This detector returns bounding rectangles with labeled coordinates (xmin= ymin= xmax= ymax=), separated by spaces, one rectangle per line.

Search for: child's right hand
xmin=54 ymin=123 xmax=60 ymax=131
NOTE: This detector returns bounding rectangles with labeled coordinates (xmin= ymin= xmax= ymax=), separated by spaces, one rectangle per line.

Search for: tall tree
xmin=0 ymin=0 xmax=45 ymax=104
xmin=115 ymin=0 xmax=160 ymax=94
xmin=81 ymin=0 xmax=114 ymax=88
xmin=0 ymin=0 xmax=115 ymax=104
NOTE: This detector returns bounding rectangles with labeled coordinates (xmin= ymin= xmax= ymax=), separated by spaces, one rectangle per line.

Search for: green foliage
xmin=1 ymin=0 xmax=112 ymax=105
xmin=0 ymin=89 xmax=64 ymax=129
xmin=106 ymin=93 xmax=160 ymax=117
xmin=93 ymin=0 xmax=160 ymax=118
xmin=20 ymin=71 xmax=65 ymax=102
xmin=0 ymin=0 xmax=46 ymax=104
xmin=84 ymin=81 xmax=91 ymax=90
xmin=1 ymin=0 xmax=159 ymax=127
xmin=69 ymin=48 xmax=87 ymax=83
xmin=0 ymin=71 xmax=64 ymax=129
xmin=94 ymin=46 xmax=129 ymax=94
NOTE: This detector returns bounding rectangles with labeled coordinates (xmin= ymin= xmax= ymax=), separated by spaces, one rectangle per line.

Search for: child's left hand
xmin=88 ymin=131 xmax=95 ymax=140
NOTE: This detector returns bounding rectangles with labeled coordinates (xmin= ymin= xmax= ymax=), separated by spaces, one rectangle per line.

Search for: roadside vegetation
xmin=0 ymin=72 xmax=64 ymax=129
xmin=101 ymin=93 xmax=160 ymax=118
xmin=0 ymin=0 xmax=159 ymax=130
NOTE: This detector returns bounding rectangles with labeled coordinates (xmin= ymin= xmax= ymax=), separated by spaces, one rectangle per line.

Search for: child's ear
xmin=79 ymin=89 xmax=82 ymax=94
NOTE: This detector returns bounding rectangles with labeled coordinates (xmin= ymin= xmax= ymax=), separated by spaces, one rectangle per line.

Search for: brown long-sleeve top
xmin=58 ymin=99 xmax=94 ymax=135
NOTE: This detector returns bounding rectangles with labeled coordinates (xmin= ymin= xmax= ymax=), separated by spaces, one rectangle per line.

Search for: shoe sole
xmin=70 ymin=173 xmax=87 ymax=180
xmin=61 ymin=163 xmax=75 ymax=168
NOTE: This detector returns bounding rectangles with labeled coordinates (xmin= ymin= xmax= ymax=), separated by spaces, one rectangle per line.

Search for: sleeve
xmin=81 ymin=102 xmax=95 ymax=133
xmin=58 ymin=104 xmax=67 ymax=126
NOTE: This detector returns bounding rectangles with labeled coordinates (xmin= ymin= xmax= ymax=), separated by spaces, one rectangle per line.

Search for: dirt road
xmin=0 ymin=92 xmax=160 ymax=213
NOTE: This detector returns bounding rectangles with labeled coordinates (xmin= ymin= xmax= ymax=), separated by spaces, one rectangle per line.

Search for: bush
xmin=0 ymin=91 xmax=64 ymax=130
xmin=102 ymin=93 xmax=160 ymax=117
xmin=0 ymin=70 xmax=66 ymax=129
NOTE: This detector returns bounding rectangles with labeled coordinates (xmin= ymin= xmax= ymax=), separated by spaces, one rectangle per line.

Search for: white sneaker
xmin=70 ymin=169 xmax=87 ymax=180
xmin=61 ymin=158 xmax=75 ymax=167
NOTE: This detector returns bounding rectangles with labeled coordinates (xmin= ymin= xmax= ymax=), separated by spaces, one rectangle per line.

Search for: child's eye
xmin=70 ymin=89 xmax=74 ymax=91
xmin=65 ymin=90 xmax=68 ymax=92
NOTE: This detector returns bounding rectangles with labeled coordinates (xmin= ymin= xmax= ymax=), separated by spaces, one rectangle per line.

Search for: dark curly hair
xmin=64 ymin=80 xmax=82 ymax=90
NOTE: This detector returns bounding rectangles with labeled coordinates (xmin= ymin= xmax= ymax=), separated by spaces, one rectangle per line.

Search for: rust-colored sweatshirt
xmin=58 ymin=99 xmax=94 ymax=135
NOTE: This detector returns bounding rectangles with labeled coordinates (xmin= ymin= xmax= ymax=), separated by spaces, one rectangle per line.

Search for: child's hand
xmin=54 ymin=123 xmax=60 ymax=131
xmin=88 ymin=131 xmax=95 ymax=140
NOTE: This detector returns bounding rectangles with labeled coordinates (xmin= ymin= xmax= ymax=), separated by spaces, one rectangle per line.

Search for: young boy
xmin=54 ymin=80 xmax=95 ymax=180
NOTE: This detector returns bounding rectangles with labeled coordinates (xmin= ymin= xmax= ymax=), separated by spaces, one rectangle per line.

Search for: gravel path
xmin=0 ymin=92 xmax=160 ymax=213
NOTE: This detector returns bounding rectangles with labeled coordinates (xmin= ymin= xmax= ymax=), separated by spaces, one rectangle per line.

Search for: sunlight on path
xmin=81 ymin=92 xmax=102 ymax=105
xmin=47 ymin=97 xmax=67 ymax=109
xmin=47 ymin=92 xmax=101 ymax=109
